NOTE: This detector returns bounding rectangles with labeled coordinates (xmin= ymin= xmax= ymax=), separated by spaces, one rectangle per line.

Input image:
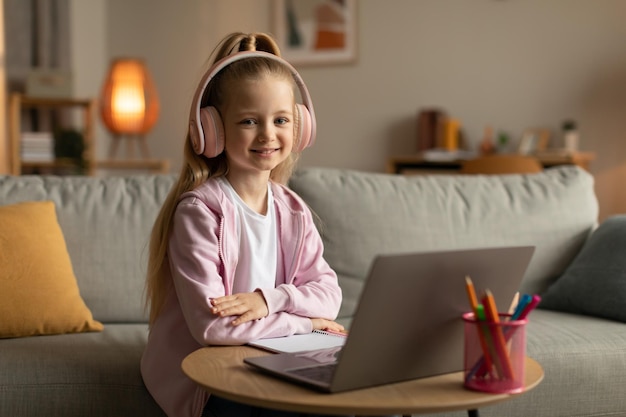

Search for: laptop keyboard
xmin=287 ymin=363 xmax=337 ymax=384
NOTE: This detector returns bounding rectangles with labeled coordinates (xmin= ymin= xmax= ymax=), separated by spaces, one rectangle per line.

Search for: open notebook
xmin=249 ymin=329 xmax=347 ymax=354
xmin=245 ymin=246 xmax=535 ymax=393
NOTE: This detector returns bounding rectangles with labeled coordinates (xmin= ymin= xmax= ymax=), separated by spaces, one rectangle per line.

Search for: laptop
xmin=244 ymin=246 xmax=535 ymax=393
xmin=244 ymin=246 xmax=535 ymax=392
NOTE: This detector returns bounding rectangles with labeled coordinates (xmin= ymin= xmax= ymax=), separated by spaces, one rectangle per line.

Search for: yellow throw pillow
xmin=0 ymin=200 xmax=103 ymax=338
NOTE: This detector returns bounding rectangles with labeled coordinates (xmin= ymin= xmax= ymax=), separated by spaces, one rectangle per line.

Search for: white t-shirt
xmin=218 ymin=177 xmax=277 ymax=293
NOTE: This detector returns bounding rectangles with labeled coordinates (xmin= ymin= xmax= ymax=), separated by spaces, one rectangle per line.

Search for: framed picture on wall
xmin=272 ymin=0 xmax=358 ymax=66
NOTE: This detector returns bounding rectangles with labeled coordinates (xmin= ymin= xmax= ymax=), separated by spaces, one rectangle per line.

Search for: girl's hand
xmin=210 ymin=291 xmax=269 ymax=326
xmin=310 ymin=318 xmax=346 ymax=334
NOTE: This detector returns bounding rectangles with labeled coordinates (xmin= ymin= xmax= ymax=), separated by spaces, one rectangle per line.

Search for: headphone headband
xmin=188 ymin=51 xmax=316 ymax=156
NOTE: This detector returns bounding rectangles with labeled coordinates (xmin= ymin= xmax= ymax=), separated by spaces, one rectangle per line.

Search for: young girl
xmin=140 ymin=32 xmax=345 ymax=417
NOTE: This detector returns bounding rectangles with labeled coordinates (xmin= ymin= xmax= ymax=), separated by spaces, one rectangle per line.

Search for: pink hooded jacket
xmin=140 ymin=178 xmax=342 ymax=417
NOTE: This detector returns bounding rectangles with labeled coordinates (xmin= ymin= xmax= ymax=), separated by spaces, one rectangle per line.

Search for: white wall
xmin=76 ymin=0 xmax=626 ymax=220
xmin=69 ymin=0 xmax=108 ymax=157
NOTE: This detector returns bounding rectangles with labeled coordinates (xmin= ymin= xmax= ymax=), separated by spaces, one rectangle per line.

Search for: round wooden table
xmin=182 ymin=346 xmax=543 ymax=416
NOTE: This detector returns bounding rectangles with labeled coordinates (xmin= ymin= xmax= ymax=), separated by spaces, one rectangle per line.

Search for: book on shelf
xmin=21 ymin=132 xmax=54 ymax=162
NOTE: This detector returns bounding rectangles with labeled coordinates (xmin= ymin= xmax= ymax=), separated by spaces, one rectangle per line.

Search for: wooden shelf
xmin=95 ymin=159 xmax=170 ymax=174
xmin=9 ymin=93 xmax=96 ymax=175
xmin=387 ymin=151 xmax=596 ymax=175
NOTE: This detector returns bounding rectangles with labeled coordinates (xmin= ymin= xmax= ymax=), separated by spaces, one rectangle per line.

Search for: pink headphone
xmin=188 ymin=51 xmax=317 ymax=158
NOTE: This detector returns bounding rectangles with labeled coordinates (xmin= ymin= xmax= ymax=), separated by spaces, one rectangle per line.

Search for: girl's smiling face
xmin=221 ymin=75 xmax=295 ymax=180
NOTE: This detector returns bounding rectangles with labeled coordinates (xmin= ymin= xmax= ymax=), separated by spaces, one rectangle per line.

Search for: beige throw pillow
xmin=0 ymin=200 xmax=103 ymax=338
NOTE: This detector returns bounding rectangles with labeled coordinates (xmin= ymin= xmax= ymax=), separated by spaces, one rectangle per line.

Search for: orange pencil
xmin=464 ymin=276 xmax=479 ymax=311
xmin=465 ymin=277 xmax=495 ymax=377
xmin=474 ymin=304 xmax=496 ymax=377
xmin=482 ymin=290 xmax=515 ymax=379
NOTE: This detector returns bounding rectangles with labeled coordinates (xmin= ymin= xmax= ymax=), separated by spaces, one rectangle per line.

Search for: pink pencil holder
xmin=462 ymin=312 xmax=527 ymax=394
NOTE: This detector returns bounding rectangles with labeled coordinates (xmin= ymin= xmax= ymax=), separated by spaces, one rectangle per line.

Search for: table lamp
xmin=100 ymin=58 xmax=159 ymax=159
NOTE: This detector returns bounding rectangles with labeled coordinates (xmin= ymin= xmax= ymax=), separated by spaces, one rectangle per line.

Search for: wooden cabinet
xmin=387 ymin=151 xmax=596 ymax=175
xmin=9 ymin=93 xmax=96 ymax=175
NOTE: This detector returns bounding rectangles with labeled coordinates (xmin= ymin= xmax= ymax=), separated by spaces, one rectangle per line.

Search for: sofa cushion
xmin=0 ymin=175 xmax=178 ymax=323
xmin=0 ymin=324 xmax=166 ymax=417
xmin=0 ymin=200 xmax=103 ymax=338
xmin=540 ymin=215 xmax=626 ymax=322
xmin=289 ymin=166 xmax=598 ymax=320
xmin=511 ymin=309 xmax=626 ymax=417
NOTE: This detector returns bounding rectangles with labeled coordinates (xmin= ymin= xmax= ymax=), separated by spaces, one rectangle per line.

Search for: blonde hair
xmin=145 ymin=32 xmax=302 ymax=323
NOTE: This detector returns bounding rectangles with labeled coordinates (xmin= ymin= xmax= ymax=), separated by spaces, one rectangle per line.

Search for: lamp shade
xmin=100 ymin=58 xmax=159 ymax=135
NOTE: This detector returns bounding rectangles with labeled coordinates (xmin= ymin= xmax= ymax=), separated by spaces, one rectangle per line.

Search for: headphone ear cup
xmin=295 ymin=103 xmax=312 ymax=152
xmin=199 ymin=106 xmax=225 ymax=158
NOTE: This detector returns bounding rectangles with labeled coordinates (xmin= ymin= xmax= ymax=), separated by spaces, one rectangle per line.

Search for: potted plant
xmin=54 ymin=128 xmax=87 ymax=175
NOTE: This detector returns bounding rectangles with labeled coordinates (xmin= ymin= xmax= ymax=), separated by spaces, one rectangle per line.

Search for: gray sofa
xmin=1 ymin=165 xmax=625 ymax=417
